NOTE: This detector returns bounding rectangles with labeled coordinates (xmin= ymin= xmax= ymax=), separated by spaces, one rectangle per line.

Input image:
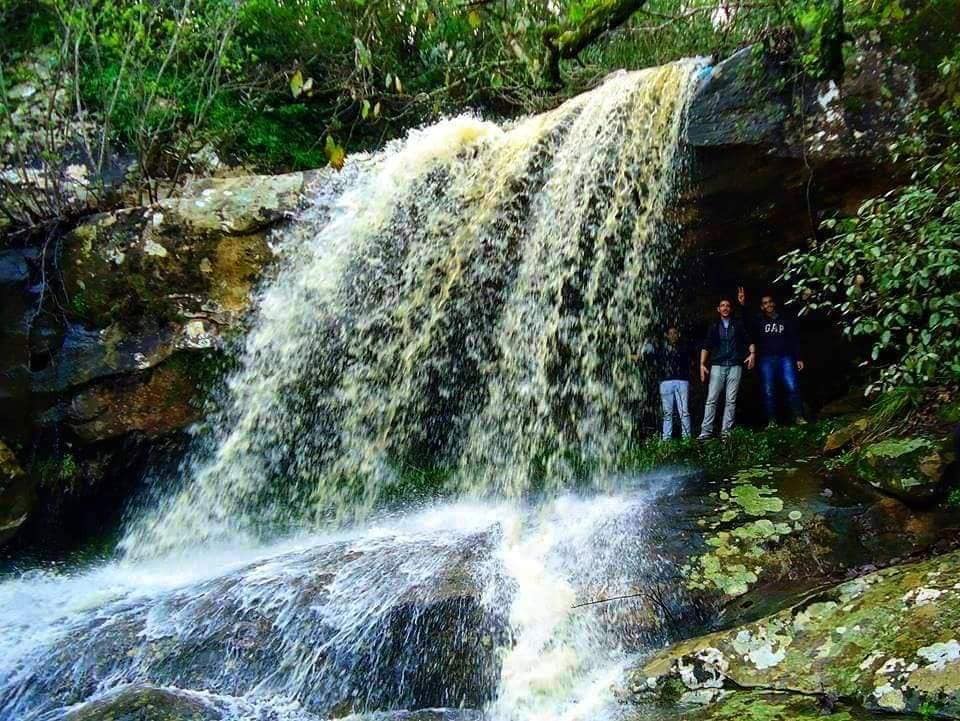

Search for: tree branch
xmin=543 ymin=0 xmax=649 ymax=85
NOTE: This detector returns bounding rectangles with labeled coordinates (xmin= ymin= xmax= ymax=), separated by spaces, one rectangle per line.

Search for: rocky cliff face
xmin=0 ymin=44 xmax=919 ymax=551
xmin=679 ymin=42 xmax=916 ymax=415
xmin=0 ymin=171 xmax=326 ymax=550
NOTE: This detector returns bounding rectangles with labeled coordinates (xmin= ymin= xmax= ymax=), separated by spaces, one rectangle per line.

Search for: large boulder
xmin=61 ymin=172 xmax=315 ymax=332
xmin=626 ymin=690 xmax=895 ymax=721
xmin=848 ymin=436 xmax=956 ymax=504
xmin=62 ymin=685 xmax=221 ymax=721
xmin=3 ymin=528 xmax=507 ymax=719
xmin=0 ymin=172 xmax=323 ymax=550
xmin=626 ymin=549 xmax=960 ymax=718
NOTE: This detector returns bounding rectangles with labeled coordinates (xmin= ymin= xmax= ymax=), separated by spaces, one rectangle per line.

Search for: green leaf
xmin=290 ymin=69 xmax=304 ymax=99
xmin=324 ymin=135 xmax=346 ymax=170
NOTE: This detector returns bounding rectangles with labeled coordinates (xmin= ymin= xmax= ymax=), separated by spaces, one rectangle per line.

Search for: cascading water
xmin=0 ymin=59 xmax=707 ymax=721
xmin=122 ymin=59 xmax=704 ymax=556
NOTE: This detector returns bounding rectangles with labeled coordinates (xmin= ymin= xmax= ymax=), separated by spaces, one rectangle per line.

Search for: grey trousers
xmin=699 ymin=364 xmax=742 ymax=438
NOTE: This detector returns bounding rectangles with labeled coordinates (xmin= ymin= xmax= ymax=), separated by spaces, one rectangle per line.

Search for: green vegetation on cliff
xmin=3 ymin=0 xmax=958 ymax=231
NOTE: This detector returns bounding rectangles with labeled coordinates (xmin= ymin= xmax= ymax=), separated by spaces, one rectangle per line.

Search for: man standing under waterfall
xmin=697 ymin=298 xmax=755 ymax=440
xmin=655 ymin=325 xmax=693 ymax=440
xmin=738 ymin=287 xmax=806 ymax=427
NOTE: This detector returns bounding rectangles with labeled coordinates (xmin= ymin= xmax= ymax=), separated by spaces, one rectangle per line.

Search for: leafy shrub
xmin=781 ymin=55 xmax=960 ymax=393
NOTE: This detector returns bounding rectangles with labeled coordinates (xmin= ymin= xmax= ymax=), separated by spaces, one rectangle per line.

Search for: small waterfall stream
xmin=0 ymin=59 xmax=706 ymax=721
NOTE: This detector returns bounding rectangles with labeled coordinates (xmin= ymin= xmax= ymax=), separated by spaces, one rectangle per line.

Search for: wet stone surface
xmin=627 ymin=548 xmax=960 ymax=718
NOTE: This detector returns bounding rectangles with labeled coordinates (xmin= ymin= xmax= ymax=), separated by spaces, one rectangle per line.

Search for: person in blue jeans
xmin=738 ymin=287 xmax=806 ymax=426
xmin=655 ymin=326 xmax=693 ymax=439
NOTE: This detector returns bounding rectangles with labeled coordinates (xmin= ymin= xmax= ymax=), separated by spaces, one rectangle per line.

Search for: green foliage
xmin=782 ymin=55 xmax=960 ymax=393
xmin=33 ymin=452 xmax=79 ymax=489
xmin=948 ymin=486 xmax=960 ymax=508
xmin=5 ymin=0 xmax=959 ymax=211
xmin=870 ymin=385 xmax=925 ymax=428
xmin=624 ymin=423 xmax=829 ymax=479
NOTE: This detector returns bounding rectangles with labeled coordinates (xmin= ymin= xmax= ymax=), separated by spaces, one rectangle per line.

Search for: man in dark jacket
xmin=738 ymin=287 xmax=806 ymax=426
xmin=698 ymin=298 xmax=756 ymax=439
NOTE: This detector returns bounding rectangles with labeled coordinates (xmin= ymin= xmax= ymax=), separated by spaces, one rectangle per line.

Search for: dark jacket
xmin=656 ymin=341 xmax=693 ymax=382
xmin=746 ymin=311 xmax=800 ymax=359
xmin=701 ymin=318 xmax=752 ymax=367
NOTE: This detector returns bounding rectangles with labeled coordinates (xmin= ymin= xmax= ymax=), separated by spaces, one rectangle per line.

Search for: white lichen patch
xmin=917 ymin=640 xmax=960 ymax=671
xmin=860 ymin=651 xmax=885 ymax=671
xmin=106 ymin=247 xmax=126 ymax=265
xmin=732 ymin=628 xmax=789 ymax=670
xmin=873 ymin=683 xmax=907 ymax=712
xmin=675 ymin=647 xmax=729 ymax=690
xmin=903 ymin=587 xmax=944 ymax=607
xmin=144 ymin=239 xmax=169 ymax=258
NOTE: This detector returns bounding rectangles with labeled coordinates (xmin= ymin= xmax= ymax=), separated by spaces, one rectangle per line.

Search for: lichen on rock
xmin=629 ymin=549 xmax=960 ymax=719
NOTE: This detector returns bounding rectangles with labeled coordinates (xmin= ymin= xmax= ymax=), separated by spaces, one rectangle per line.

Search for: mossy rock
xmin=627 ymin=549 xmax=960 ymax=719
xmin=0 ymin=439 xmax=33 ymax=546
xmin=63 ymin=685 xmax=221 ymax=721
xmin=61 ymin=172 xmax=314 ymax=332
xmin=851 ymin=436 xmax=954 ymax=503
xmin=651 ymin=690 xmax=892 ymax=721
xmin=824 ymin=416 xmax=871 ymax=455
xmin=678 ymin=467 xmax=840 ymax=603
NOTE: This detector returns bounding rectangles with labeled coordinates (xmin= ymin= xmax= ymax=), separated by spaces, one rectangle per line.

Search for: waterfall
xmin=123 ymin=59 xmax=704 ymax=557
xmin=0 ymin=56 xmax=710 ymax=721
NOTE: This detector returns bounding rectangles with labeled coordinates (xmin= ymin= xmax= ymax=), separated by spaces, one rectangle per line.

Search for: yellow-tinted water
xmin=122 ymin=59 xmax=705 ymax=557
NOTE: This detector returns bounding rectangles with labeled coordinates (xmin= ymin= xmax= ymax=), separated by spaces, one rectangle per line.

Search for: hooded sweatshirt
xmin=748 ymin=311 xmax=800 ymax=358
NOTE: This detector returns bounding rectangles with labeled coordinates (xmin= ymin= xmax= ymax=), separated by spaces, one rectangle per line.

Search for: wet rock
xmin=65 ymin=361 xmax=206 ymax=442
xmin=627 ymin=689 xmax=907 ymax=721
xmin=686 ymin=47 xmax=790 ymax=150
xmin=626 ymin=549 xmax=960 ymax=719
xmin=0 ymin=440 xmax=32 ymax=547
xmin=5 ymin=530 xmax=507 ymax=719
xmin=345 ymin=711 xmax=483 ymax=721
xmin=848 ymin=436 xmax=956 ymax=504
xmin=62 ymin=684 xmax=221 ymax=721
xmin=0 ymin=248 xmax=40 ymax=445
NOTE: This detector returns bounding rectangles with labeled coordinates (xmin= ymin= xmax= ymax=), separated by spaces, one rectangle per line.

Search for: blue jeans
xmin=759 ymin=355 xmax=803 ymax=422
xmin=660 ymin=380 xmax=691 ymax=439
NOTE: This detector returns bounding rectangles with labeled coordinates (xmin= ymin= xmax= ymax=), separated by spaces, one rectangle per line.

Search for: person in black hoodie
xmin=698 ymin=298 xmax=756 ymax=439
xmin=738 ymin=287 xmax=806 ymax=426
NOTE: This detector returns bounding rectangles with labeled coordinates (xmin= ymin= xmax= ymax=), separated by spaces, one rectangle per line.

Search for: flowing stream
xmin=0 ymin=59 xmax=707 ymax=721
